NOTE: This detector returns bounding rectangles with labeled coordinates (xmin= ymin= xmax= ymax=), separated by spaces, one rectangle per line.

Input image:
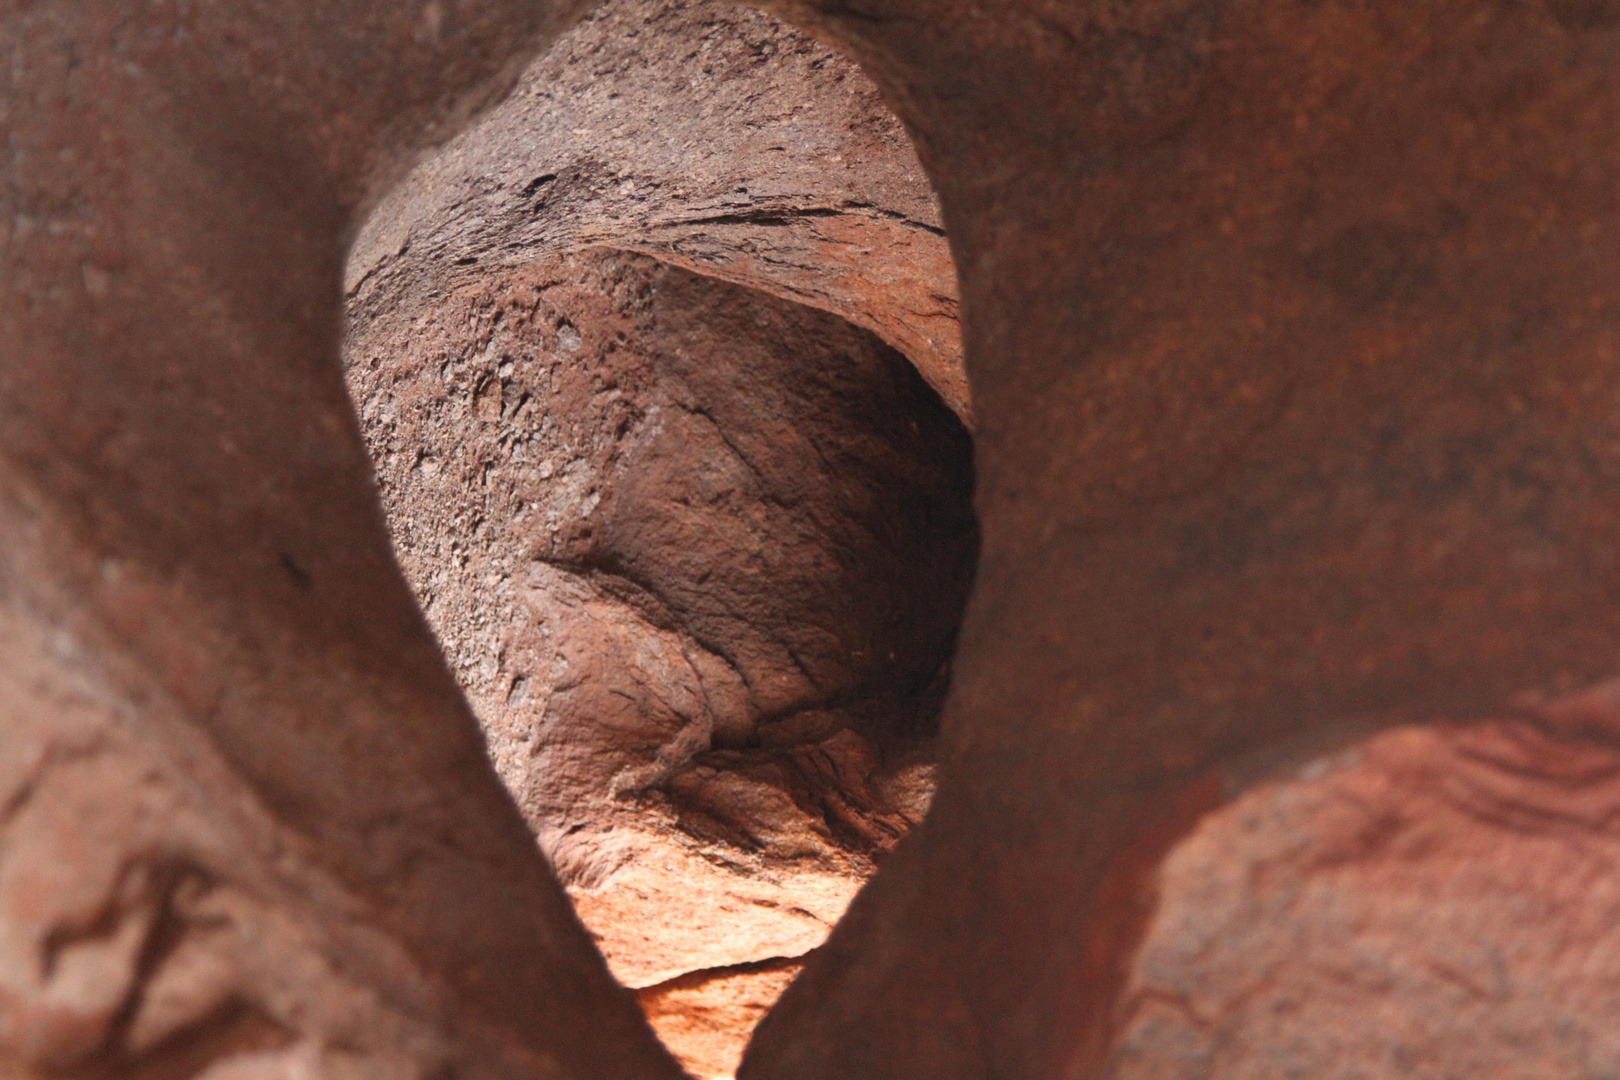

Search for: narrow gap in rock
xmin=342 ymin=2 xmax=973 ymax=1076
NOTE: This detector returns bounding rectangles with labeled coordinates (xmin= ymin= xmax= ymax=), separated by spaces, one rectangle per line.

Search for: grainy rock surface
xmin=342 ymin=8 xmax=976 ymax=1067
xmin=14 ymin=1 xmax=1620 ymax=1079
xmin=345 ymin=247 xmax=974 ymax=1065
xmin=1113 ymin=694 xmax=1620 ymax=1080
xmin=0 ymin=1 xmax=694 ymax=1077
xmin=638 ymin=959 xmax=804 ymax=1080
xmin=741 ymin=5 xmax=1620 ymax=1078
xmin=346 ymin=0 xmax=969 ymax=425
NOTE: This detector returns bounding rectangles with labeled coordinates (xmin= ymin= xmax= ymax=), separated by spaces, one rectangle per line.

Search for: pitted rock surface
xmin=344 ymin=248 xmax=974 ymax=1028
xmin=340 ymin=7 xmax=976 ymax=1068
xmin=346 ymin=0 xmax=969 ymax=426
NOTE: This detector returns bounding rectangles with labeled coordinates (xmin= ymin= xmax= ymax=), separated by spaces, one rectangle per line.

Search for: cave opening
xmin=341 ymin=2 xmax=975 ymax=1076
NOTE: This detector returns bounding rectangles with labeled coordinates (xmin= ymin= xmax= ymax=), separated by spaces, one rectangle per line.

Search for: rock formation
xmin=343 ymin=7 xmax=975 ymax=1069
xmin=345 ymin=0 xmax=969 ymax=427
xmin=345 ymin=247 xmax=974 ymax=1072
xmin=10 ymin=1 xmax=1620 ymax=1079
xmin=1112 ymin=699 xmax=1620 ymax=1080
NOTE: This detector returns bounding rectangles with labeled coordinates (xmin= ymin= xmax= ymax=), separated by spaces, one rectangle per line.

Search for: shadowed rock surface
xmin=346 ymin=0 xmax=969 ymax=426
xmin=345 ymin=246 xmax=975 ymax=1071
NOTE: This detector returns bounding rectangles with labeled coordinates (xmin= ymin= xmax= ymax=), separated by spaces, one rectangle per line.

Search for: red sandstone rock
xmin=345 ymin=247 xmax=973 ymax=1001
xmin=346 ymin=0 xmax=969 ymax=426
xmin=1115 ymin=705 xmax=1620 ymax=1079
xmin=741 ymin=4 xmax=1620 ymax=1077
xmin=339 ymin=6 xmax=975 ymax=1060
xmin=12 ymin=1 xmax=1620 ymax=1079
xmin=638 ymin=960 xmax=802 ymax=1080
xmin=0 ymin=3 xmax=682 ymax=1077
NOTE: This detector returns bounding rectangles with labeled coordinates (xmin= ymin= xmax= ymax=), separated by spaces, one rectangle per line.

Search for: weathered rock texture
xmin=344 ymin=243 xmax=974 ymax=1070
xmin=346 ymin=0 xmax=969 ymax=426
xmin=0 ymin=3 xmax=685 ymax=1077
xmin=342 ymin=9 xmax=975 ymax=1068
xmin=740 ymin=5 xmax=1620 ymax=1078
xmin=13 ymin=1 xmax=1620 ymax=1080
xmin=345 ymin=244 xmax=973 ymax=969
xmin=637 ymin=958 xmax=803 ymax=1080
xmin=1112 ymin=697 xmax=1620 ymax=1080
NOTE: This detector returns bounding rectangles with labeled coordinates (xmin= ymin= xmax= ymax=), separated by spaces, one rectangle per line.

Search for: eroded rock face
xmin=0 ymin=3 xmax=688 ymax=1078
xmin=346 ymin=0 xmax=969 ymax=425
xmin=1114 ymin=696 xmax=1620 ymax=1080
xmin=343 ymin=9 xmax=976 ymax=1069
xmin=17 ymin=1 xmax=1620 ymax=1079
xmin=740 ymin=6 xmax=1620 ymax=1078
xmin=345 ymin=247 xmax=975 ymax=1069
